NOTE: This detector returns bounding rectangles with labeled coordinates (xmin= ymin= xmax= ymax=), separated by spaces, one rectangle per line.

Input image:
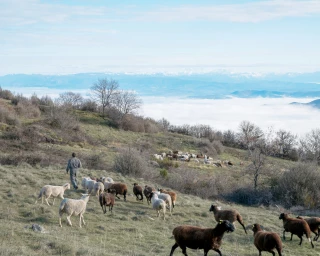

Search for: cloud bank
xmin=140 ymin=97 xmax=320 ymax=136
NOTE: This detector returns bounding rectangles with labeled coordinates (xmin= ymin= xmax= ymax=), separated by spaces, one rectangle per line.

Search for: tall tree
xmin=90 ymin=78 xmax=119 ymax=118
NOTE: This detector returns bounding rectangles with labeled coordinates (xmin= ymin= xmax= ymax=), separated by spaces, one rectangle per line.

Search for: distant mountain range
xmin=0 ymin=72 xmax=319 ymax=99
xmin=290 ymin=99 xmax=320 ymax=109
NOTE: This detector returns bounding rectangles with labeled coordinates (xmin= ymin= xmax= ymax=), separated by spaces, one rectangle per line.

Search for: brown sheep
xmin=159 ymin=188 xmax=177 ymax=208
xmin=133 ymin=183 xmax=143 ymax=201
xmin=99 ymin=190 xmax=115 ymax=214
xmin=209 ymin=204 xmax=247 ymax=234
xmin=144 ymin=185 xmax=155 ymax=205
xmin=252 ymin=223 xmax=282 ymax=256
xmin=279 ymin=213 xmax=314 ymax=248
xmin=170 ymin=220 xmax=235 ymax=256
xmin=297 ymin=216 xmax=320 ymax=241
xmin=107 ymin=183 xmax=127 ymax=201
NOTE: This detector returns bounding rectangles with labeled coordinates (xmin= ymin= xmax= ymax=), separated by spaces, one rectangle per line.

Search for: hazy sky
xmin=1 ymin=0 xmax=320 ymax=74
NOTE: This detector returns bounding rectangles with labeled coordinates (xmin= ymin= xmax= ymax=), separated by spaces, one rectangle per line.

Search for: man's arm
xmin=66 ymin=160 xmax=70 ymax=173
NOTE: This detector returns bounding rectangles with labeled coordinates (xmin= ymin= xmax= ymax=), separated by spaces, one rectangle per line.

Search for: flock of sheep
xmin=35 ymin=176 xmax=320 ymax=255
xmin=153 ymin=150 xmax=234 ymax=167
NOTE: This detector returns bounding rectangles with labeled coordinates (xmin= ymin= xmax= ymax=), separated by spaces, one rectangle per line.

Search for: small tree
xmin=299 ymin=129 xmax=320 ymax=164
xmin=247 ymin=148 xmax=266 ymax=190
xmin=238 ymin=120 xmax=264 ymax=152
xmin=90 ymin=78 xmax=119 ymax=118
xmin=56 ymin=91 xmax=83 ymax=109
xmin=112 ymin=90 xmax=142 ymax=125
xmin=273 ymin=129 xmax=297 ymax=158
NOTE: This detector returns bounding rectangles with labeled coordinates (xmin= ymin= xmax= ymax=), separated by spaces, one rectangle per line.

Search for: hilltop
xmin=0 ymin=91 xmax=320 ymax=255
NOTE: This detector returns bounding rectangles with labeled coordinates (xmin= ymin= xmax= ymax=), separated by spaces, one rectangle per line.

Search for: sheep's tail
xmin=59 ymin=199 xmax=67 ymax=214
xmin=237 ymin=215 xmax=247 ymax=234
xmin=35 ymin=189 xmax=43 ymax=204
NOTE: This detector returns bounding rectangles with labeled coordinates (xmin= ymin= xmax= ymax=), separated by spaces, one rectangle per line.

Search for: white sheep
xmin=92 ymin=182 xmax=104 ymax=197
xmin=35 ymin=183 xmax=70 ymax=206
xmin=59 ymin=194 xmax=90 ymax=228
xmin=155 ymin=191 xmax=172 ymax=215
xmin=150 ymin=192 xmax=166 ymax=220
xmin=81 ymin=177 xmax=96 ymax=193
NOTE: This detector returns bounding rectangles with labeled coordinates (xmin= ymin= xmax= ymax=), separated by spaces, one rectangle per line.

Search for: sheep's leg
xmin=169 ymin=243 xmax=178 ymax=256
xmin=181 ymin=246 xmax=188 ymax=256
xmin=290 ymin=233 xmax=293 ymax=241
xmin=67 ymin=215 xmax=72 ymax=226
xmin=238 ymin=220 xmax=247 ymax=234
xmin=115 ymin=193 xmax=121 ymax=200
xmin=124 ymin=192 xmax=126 ymax=202
xmin=45 ymin=197 xmax=51 ymax=206
xmin=298 ymin=235 xmax=302 ymax=245
xmin=82 ymin=215 xmax=86 ymax=226
xmin=310 ymin=239 xmax=314 ymax=248
xmin=312 ymin=231 xmax=318 ymax=241
xmin=267 ymin=250 xmax=275 ymax=256
xmin=283 ymin=230 xmax=286 ymax=240
xmin=59 ymin=217 xmax=62 ymax=227
xmin=212 ymin=248 xmax=221 ymax=256
xmin=52 ymin=197 xmax=55 ymax=205
xmin=79 ymin=215 xmax=82 ymax=228
xmin=315 ymin=232 xmax=319 ymax=241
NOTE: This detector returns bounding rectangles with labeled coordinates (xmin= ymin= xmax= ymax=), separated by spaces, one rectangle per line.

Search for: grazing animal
xmin=297 ymin=216 xmax=320 ymax=241
xmin=144 ymin=185 xmax=156 ymax=205
xmin=35 ymin=183 xmax=70 ymax=206
xmin=159 ymin=188 xmax=177 ymax=208
xmin=107 ymin=183 xmax=127 ymax=201
xmin=209 ymin=204 xmax=247 ymax=234
xmin=150 ymin=192 xmax=166 ymax=220
xmin=133 ymin=183 xmax=143 ymax=201
xmin=252 ymin=223 xmax=282 ymax=256
xmin=81 ymin=177 xmax=96 ymax=193
xmin=92 ymin=181 xmax=104 ymax=197
xmin=279 ymin=213 xmax=314 ymax=248
xmin=156 ymin=192 xmax=172 ymax=215
xmin=170 ymin=220 xmax=235 ymax=256
xmin=99 ymin=190 xmax=115 ymax=214
xmin=58 ymin=194 xmax=90 ymax=228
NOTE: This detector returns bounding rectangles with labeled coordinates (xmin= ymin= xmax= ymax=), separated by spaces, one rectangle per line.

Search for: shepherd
xmin=66 ymin=152 xmax=82 ymax=190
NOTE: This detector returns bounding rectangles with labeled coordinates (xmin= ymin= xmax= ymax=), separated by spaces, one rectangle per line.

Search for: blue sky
xmin=1 ymin=0 xmax=320 ymax=75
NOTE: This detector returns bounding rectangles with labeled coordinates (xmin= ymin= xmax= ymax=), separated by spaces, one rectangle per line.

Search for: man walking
xmin=66 ymin=152 xmax=82 ymax=189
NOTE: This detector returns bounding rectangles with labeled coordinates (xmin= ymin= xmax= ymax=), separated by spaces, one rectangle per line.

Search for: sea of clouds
xmin=140 ymin=97 xmax=320 ymax=137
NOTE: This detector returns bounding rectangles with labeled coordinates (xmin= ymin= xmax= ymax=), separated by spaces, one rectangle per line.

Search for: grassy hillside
xmin=1 ymin=98 xmax=320 ymax=255
xmin=1 ymin=165 xmax=320 ymax=256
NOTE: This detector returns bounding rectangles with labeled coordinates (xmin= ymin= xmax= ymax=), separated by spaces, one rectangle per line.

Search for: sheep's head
xmin=252 ymin=224 xmax=263 ymax=234
xmin=279 ymin=213 xmax=288 ymax=220
xmin=133 ymin=183 xmax=138 ymax=186
xmin=217 ymin=220 xmax=235 ymax=233
xmin=209 ymin=204 xmax=221 ymax=212
xmin=64 ymin=183 xmax=71 ymax=189
xmin=159 ymin=188 xmax=164 ymax=193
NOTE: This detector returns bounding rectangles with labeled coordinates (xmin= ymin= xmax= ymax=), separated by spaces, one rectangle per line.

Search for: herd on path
xmin=34 ymin=176 xmax=320 ymax=256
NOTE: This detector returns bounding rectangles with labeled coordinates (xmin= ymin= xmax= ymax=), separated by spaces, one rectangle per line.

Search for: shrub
xmin=80 ymin=99 xmax=98 ymax=112
xmin=212 ymin=140 xmax=224 ymax=155
xmin=112 ymin=148 xmax=147 ymax=177
xmin=82 ymin=153 xmax=108 ymax=170
xmin=0 ymin=105 xmax=20 ymax=126
xmin=16 ymin=101 xmax=41 ymax=119
xmin=45 ymin=106 xmax=79 ymax=131
xmin=225 ymin=187 xmax=272 ymax=206
xmin=272 ymin=163 xmax=320 ymax=208
xmin=0 ymin=87 xmax=14 ymax=100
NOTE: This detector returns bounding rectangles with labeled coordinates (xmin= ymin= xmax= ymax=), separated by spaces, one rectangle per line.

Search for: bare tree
xmin=90 ymin=78 xmax=119 ymax=118
xmin=56 ymin=92 xmax=83 ymax=109
xmin=112 ymin=90 xmax=142 ymax=124
xmin=247 ymin=148 xmax=266 ymax=190
xmin=273 ymin=129 xmax=297 ymax=158
xmin=238 ymin=120 xmax=264 ymax=153
xmin=300 ymin=129 xmax=320 ymax=164
xmin=158 ymin=118 xmax=170 ymax=131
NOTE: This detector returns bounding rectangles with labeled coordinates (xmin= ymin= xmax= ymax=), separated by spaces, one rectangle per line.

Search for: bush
xmin=45 ymin=106 xmax=79 ymax=131
xmin=272 ymin=163 xmax=320 ymax=208
xmin=82 ymin=153 xmax=108 ymax=170
xmin=225 ymin=187 xmax=272 ymax=206
xmin=80 ymin=99 xmax=98 ymax=112
xmin=16 ymin=101 xmax=41 ymax=119
xmin=112 ymin=148 xmax=147 ymax=177
xmin=0 ymin=87 xmax=14 ymax=100
xmin=212 ymin=140 xmax=224 ymax=155
xmin=0 ymin=105 xmax=20 ymax=126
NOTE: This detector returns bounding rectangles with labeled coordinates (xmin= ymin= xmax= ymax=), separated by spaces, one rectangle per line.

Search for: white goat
xmin=35 ymin=183 xmax=70 ymax=206
xmin=157 ymin=192 xmax=172 ymax=215
xmin=151 ymin=192 xmax=166 ymax=220
xmin=59 ymin=194 xmax=90 ymax=228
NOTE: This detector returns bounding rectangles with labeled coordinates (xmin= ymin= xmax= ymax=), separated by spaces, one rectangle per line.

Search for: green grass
xmin=1 ymin=165 xmax=320 ymax=256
